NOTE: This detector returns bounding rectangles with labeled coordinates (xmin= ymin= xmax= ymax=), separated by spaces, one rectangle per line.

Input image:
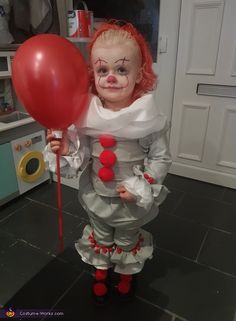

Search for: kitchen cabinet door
xmin=0 ymin=143 xmax=19 ymax=203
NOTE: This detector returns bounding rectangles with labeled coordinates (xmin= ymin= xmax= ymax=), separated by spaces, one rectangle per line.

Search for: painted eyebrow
xmin=94 ymin=58 xmax=108 ymax=64
xmin=114 ymin=57 xmax=130 ymax=64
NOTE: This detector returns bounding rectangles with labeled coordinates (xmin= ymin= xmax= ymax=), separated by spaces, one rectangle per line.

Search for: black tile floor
xmin=0 ymin=174 xmax=236 ymax=321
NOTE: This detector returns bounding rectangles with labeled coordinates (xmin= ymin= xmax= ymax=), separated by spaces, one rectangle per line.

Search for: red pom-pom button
xmin=98 ymin=167 xmax=114 ymax=182
xmin=99 ymin=135 xmax=116 ymax=148
xmin=99 ymin=150 xmax=117 ymax=167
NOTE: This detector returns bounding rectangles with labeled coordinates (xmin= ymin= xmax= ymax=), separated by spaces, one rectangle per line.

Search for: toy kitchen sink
xmin=0 ymin=111 xmax=30 ymax=123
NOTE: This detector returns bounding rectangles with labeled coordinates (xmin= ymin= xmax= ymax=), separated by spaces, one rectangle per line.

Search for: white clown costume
xmin=44 ymin=93 xmax=172 ymax=275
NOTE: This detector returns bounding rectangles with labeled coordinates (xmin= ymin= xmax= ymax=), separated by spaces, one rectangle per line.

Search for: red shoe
xmin=92 ymin=269 xmax=110 ymax=305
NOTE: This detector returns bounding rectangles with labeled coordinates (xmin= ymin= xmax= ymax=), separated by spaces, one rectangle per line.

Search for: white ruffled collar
xmin=78 ymin=94 xmax=167 ymax=139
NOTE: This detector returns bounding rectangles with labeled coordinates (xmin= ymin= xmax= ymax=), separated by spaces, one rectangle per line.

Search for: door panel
xmin=177 ymin=102 xmax=210 ymax=162
xmin=185 ymin=1 xmax=224 ymax=75
xmin=217 ymin=106 xmax=236 ymax=168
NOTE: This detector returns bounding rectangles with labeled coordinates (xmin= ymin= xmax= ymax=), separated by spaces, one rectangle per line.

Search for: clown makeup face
xmin=91 ymin=41 xmax=142 ymax=111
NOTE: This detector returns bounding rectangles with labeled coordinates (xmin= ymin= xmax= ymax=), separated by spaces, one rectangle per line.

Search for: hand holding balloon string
xmin=47 ymin=129 xmax=70 ymax=155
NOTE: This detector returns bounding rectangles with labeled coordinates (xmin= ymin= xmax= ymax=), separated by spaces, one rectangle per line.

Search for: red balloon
xmin=12 ymin=34 xmax=89 ymax=129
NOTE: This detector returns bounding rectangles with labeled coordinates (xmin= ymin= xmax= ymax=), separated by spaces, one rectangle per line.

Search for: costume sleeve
xmin=142 ymin=125 xmax=172 ymax=184
xmin=121 ymin=124 xmax=172 ymax=210
xmin=43 ymin=125 xmax=90 ymax=178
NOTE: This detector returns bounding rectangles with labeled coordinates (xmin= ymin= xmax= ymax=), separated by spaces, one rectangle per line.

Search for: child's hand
xmin=116 ymin=185 xmax=136 ymax=202
xmin=47 ymin=129 xmax=69 ymax=155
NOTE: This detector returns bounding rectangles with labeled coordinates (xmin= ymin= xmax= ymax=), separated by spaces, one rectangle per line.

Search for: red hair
xmin=88 ymin=20 xmax=157 ymax=101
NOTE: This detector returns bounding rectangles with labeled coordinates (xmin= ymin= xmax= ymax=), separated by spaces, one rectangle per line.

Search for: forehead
xmin=91 ymin=42 xmax=141 ymax=64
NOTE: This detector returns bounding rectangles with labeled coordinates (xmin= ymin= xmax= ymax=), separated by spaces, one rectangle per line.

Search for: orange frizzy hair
xmin=88 ymin=20 xmax=157 ymax=100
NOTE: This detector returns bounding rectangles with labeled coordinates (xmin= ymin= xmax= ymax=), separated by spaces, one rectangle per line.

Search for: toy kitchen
xmin=0 ymin=50 xmax=50 ymax=206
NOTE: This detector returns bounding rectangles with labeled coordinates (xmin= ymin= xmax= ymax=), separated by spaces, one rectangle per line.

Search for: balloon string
xmin=56 ymin=152 xmax=64 ymax=252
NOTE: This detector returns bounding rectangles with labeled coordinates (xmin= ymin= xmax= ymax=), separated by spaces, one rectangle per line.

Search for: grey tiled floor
xmin=0 ymin=174 xmax=236 ymax=321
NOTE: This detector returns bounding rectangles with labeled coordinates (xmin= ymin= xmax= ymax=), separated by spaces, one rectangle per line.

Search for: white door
xmin=169 ymin=0 xmax=236 ymax=188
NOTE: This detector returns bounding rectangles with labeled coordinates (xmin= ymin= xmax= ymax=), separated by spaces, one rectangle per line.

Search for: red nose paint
xmin=107 ymin=75 xmax=117 ymax=83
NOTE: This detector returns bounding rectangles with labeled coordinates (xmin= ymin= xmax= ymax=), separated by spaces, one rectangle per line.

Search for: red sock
xmin=117 ymin=274 xmax=133 ymax=294
xmin=95 ymin=269 xmax=108 ymax=281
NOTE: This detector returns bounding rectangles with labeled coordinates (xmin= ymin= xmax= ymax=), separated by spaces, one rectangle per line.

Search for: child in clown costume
xmin=45 ymin=20 xmax=172 ymax=303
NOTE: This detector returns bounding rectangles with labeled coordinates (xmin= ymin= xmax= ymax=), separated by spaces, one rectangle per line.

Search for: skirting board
xmin=169 ymin=162 xmax=236 ymax=189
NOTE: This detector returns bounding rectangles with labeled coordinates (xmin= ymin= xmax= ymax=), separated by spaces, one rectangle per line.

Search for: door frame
xmin=155 ymin=0 xmax=182 ymax=121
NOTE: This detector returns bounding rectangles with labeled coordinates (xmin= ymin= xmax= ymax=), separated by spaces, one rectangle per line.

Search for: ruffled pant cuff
xmin=75 ymin=225 xmax=154 ymax=274
xmin=110 ymin=229 xmax=153 ymax=274
xmin=75 ymin=225 xmax=114 ymax=269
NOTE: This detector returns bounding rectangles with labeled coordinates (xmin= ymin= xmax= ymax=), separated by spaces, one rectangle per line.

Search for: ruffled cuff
xmin=121 ymin=165 xmax=170 ymax=210
xmin=121 ymin=176 xmax=154 ymax=210
xmin=43 ymin=137 xmax=84 ymax=177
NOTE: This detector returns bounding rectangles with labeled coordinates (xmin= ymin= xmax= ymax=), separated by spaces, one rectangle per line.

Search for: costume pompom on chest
xmin=98 ymin=135 xmax=117 ymax=182
xmin=99 ymin=150 xmax=117 ymax=167
xmin=99 ymin=135 xmax=116 ymax=148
